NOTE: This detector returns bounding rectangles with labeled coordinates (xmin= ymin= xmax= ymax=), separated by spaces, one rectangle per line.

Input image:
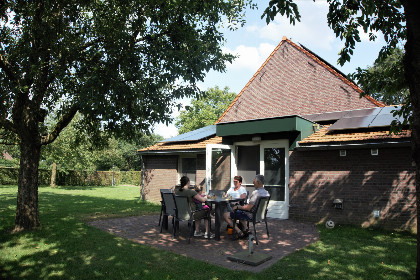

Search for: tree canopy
xmin=0 ymin=0 xmax=252 ymax=231
xmin=349 ymin=47 xmax=408 ymax=106
xmin=175 ymin=86 xmax=237 ymax=134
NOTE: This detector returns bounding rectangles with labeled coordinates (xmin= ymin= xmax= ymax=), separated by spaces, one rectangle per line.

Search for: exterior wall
xmin=219 ymin=41 xmax=377 ymax=123
xmin=142 ymin=153 xmax=206 ymax=203
xmin=142 ymin=155 xmax=178 ymax=202
xmin=288 ymin=147 xmax=416 ymax=231
xmin=196 ymin=154 xmax=206 ymax=188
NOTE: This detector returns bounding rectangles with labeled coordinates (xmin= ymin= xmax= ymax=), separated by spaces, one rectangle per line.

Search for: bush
xmin=0 ymin=167 xmax=141 ymax=186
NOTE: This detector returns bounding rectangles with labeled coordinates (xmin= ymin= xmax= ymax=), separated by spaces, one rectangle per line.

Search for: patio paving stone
xmin=89 ymin=214 xmax=319 ymax=272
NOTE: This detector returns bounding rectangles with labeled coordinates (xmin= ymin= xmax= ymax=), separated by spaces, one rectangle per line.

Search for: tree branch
xmin=41 ymin=105 xmax=78 ymax=145
xmin=0 ymin=118 xmax=16 ymax=134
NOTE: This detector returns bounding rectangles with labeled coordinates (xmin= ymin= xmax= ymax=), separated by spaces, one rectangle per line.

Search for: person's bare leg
xmin=205 ymin=219 xmax=209 ymax=233
xmin=223 ymin=212 xmax=233 ymax=225
xmin=225 ymin=214 xmax=243 ymax=235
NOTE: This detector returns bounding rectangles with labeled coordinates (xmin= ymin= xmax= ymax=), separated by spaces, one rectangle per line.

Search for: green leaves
xmin=262 ymin=0 xmax=302 ymax=25
xmin=175 ymin=86 xmax=237 ymax=134
xmin=349 ymin=47 xmax=408 ymax=106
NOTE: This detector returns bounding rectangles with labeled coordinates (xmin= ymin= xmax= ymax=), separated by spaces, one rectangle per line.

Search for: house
xmin=138 ymin=37 xmax=415 ymax=231
xmin=1 ymin=151 xmax=13 ymax=161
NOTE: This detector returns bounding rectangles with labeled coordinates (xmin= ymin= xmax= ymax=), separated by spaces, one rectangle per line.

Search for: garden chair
xmin=233 ymin=196 xmax=270 ymax=245
xmin=173 ymin=195 xmax=210 ymax=244
xmin=158 ymin=189 xmax=173 ymax=227
xmin=160 ymin=192 xmax=176 ymax=239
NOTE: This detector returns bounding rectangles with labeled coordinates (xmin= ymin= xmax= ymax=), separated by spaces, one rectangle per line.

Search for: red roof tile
xmin=299 ymin=125 xmax=411 ymax=144
xmin=138 ymin=136 xmax=223 ymax=153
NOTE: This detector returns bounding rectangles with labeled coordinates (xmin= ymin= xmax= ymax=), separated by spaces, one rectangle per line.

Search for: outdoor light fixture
xmin=333 ymin=199 xmax=343 ymax=209
xmin=252 ymin=136 xmax=261 ymax=142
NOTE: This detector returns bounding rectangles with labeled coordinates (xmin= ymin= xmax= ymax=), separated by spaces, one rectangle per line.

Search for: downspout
xmin=140 ymin=155 xmax=145 ymax=201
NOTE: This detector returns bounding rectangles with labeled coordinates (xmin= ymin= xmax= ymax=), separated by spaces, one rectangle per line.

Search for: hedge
xmin=0 ymin=167 xmax=141 ymax=186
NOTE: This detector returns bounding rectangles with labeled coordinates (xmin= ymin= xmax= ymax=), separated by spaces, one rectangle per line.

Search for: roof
xmin=216 ymin=36 xmax=384 ymax=124
xmin=139 ymin=105 xmax=410 ymax=153
xmin=299 ymin=125 xmax=411 ymax=145
xmin=138 ymin=136 xmax=223 ymax=154
xmin=160 ymin=125 xmax=215 ymax=143
xmin=327 ymin=106 xmax=405 ymax=131
xmin=1 ymin=151 xmax=13 ymax=160
xmin=302 ymin=106 xmax=404 ymax=127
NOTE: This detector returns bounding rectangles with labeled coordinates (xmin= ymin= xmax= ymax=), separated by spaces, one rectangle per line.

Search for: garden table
xmin=206 ymin=197 xmax=244 ymax=241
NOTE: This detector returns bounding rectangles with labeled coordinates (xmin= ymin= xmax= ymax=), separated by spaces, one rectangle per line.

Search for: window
xmin=237 ymin=146 xmax=260 ymax=186
xmin=179 ymin=157 xmax=196 ymax=185
xmin=264 ymin=147 xmax=285 ymax=201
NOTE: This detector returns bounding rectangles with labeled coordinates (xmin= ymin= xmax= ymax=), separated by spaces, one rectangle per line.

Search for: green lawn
xmin=0 ymin=185 xmax=416 ymax=280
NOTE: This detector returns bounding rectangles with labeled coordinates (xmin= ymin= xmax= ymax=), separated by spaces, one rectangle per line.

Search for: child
xmin=193 ymin=186 xmax=210 ymax=211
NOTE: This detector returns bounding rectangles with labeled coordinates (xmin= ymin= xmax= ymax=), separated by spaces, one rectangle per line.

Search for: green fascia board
xmin=296 ymin=117 xmax=317 ymax=141
xmin=216 ymin=116 xmax=316 ymax=149
xmin=216 ymin=116 xmax=313 ymax=137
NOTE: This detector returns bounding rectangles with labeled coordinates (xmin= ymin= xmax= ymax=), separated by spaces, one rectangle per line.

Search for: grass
xmin=0 ymin=185 xmax=416 ymax=280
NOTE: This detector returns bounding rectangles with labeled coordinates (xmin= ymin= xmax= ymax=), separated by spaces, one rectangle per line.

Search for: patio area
xmin=89 ymin=215 xmax=319 ymax=272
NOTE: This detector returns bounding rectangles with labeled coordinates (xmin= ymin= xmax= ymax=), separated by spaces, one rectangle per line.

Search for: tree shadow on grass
xmin=0 ymin=191 xmax=238 ymax=280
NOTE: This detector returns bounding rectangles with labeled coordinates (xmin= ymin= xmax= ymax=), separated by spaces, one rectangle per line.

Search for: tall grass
xmin=0 ymin=185 xmax=416 ymax=279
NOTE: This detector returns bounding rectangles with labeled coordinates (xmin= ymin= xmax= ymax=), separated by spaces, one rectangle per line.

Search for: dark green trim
xmin=216 ymin=116 xmax=316 ymax=150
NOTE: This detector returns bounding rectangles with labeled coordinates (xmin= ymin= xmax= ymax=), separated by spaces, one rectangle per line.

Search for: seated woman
xmin=226 ymin=174 xmax=269 ymax=240
xmin=175 ymin=176 xmax=214 ymax=239
xmin=223 ymin=175 xmax=247 ymax=229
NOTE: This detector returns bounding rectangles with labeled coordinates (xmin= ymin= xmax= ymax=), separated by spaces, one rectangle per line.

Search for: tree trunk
xmin=402 ymin=1 xmax=420 ymax=279
xmin=51 ymin=162 xmax=57 ymax=187
xmin=13 ymin=140 xmax=42 ymax=232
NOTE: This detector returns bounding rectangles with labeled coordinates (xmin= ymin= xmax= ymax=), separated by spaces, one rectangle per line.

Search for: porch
xmin=89 ymin=214 xmax=319 ymax=272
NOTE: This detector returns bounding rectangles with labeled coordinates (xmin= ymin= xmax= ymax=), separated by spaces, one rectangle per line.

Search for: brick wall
xmin=142 ymin=153 xmax=208 ymax=203
xmin=142 ymin=155 xmax=178 ymax=202
xmin=289 ymin=147 xmax=416 ymax=231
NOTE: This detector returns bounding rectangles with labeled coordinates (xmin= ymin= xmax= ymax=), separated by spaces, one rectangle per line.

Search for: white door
xmin=205 ymin=144 xmax=234 ymax=193
xmin=260 ymin=141 xmax=289 ymax=219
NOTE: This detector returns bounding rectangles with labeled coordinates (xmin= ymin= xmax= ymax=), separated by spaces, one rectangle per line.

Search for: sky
xmin=154 ymin=0 xmax=387 ymax=139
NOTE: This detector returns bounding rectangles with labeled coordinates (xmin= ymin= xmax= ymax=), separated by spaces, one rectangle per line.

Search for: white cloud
xmin=153 ymin=123 xmax=178 ymax=139
xmin=224 ymin=43 xmax=276 ymax=71
xmin=246 ymin=1 xmax=336 ymax=51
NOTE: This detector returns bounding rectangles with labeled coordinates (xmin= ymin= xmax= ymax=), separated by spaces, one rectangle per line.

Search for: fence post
xmin=112 ymin=165 xmax=115 ymax=186
xmin=50 ymin=162 xmax=57 ymax=187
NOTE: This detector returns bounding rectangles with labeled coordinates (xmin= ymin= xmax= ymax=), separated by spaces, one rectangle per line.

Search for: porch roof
xmin=216 ymin=115 xmax=316 ymax=148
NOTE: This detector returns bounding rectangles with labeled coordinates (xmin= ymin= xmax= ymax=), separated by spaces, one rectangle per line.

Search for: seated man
xmin=226 ymin=174 xmax=269 ymax=240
